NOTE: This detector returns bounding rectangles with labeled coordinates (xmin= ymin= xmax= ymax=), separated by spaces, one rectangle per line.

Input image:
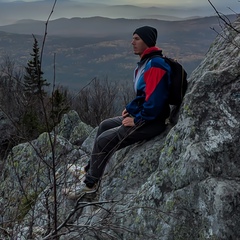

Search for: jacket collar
xmin=140 ymin=47 xmax=163 ymax=63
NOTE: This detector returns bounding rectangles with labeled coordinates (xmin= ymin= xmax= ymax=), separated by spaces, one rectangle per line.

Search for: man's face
xmin=132 ymin=34 xmax=148 ymax=56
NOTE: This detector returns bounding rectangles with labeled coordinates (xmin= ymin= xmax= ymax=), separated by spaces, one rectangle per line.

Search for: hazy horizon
xmin=0 ymin=0 xmax=239 ymax=9
xmin=0 ymin=0 xmax=239 ymax=26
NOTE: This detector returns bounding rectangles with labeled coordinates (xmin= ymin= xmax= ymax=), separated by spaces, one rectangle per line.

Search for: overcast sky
xmin=1 ymin=0 xmax=240 ymax=10
xmin=1 ymin=0 xmax=239 ymax=8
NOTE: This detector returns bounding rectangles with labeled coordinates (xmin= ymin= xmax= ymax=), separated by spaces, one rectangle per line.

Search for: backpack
xmin=148 ymin=55 xmax=188 ymax=106
xmin=163 ymin=56 xmax=188 ymax=106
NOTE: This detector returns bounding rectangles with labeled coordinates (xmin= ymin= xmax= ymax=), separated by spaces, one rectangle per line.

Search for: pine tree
xmin=24 ymin=35 xmax=50 ymax=99
xmin=22 ymin=35 xmax=50 ymax=139
xmin=50 ymin=87 xmax=70 ymax=124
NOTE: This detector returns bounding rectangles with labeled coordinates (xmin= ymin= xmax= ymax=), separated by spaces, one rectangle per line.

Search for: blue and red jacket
xmin=126 ymin=47 xmax=171 ymax=124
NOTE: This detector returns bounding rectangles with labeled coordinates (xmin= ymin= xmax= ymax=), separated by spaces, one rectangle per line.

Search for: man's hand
xmin=122 ymin=117 xmax=135 ymax=127
xmin=122 ymin=109 xmax=129 ymax=118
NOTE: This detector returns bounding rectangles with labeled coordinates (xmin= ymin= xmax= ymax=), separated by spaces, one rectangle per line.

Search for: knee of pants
xmin=98 ymin=119 xmax=111 ymax=133
xmin=95 ymin=135 xmax=118 ymax=153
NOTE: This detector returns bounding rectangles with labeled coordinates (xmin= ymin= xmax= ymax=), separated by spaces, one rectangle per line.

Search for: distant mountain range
xmin=0 ymin=15 xmax=233 ymax=37
xmin=1 ymin=0 xmax=238 ymax=26
xmin=0 ymin=15 xmax=238 ymax=91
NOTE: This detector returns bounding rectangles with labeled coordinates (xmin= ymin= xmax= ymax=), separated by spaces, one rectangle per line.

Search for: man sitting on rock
xmin=63 ymin=26 xmax=171 ymax=199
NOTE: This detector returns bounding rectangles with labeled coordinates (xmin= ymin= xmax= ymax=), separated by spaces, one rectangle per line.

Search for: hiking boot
xmin=62 ymin=182 xmax=98 ymax=200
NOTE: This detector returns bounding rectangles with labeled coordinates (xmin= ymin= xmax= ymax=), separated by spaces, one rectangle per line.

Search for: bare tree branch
xmin=208 ymin=0 xmax=240 ymax=33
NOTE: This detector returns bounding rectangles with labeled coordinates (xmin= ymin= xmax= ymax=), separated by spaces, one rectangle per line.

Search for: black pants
xmin=84 ymin=116 xmax=166 ymax=187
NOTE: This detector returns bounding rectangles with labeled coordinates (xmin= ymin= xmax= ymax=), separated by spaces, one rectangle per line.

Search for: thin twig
xmin=208 ymin=0 xmax=240 ymax=33
xmin=42 ymin=199 xmax=117 ymax=239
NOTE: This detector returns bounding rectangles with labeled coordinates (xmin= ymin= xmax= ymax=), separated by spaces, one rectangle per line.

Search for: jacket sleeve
xmin=126 ymin=58 xmax=171 ymax=124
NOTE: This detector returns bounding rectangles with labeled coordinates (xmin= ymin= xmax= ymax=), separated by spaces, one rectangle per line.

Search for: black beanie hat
xmin=133 ymin=26 xmax=157 ymax=47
